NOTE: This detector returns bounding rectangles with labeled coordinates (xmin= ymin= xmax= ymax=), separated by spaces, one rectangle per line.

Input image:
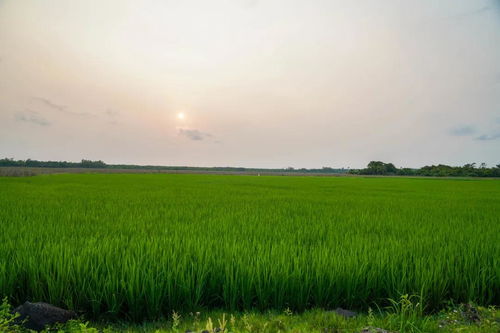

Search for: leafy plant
xmin=0 ymin=297 xmax=22 ymax=332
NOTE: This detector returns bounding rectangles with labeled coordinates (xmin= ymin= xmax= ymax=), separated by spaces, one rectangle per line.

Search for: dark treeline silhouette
xmin=350 ymin=161 xmax=500 ymax=177
xmin=0 ymin=158 xmax=106 ymax=169
xmin=0 ymin=158 xmax=346 ymax=174
xmin=2 ymin=158 xmax=500 ymax=177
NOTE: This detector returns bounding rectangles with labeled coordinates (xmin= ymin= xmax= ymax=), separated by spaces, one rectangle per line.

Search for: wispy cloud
xmin=493 ymin=0 xmax=500 ymax=13
xmin=450 ymin=122 xmax=500 ymax=141
xmin=15 ymin=111 xmax=50 ymax=126
xmin=31 ymin=96 xmax=90 ymax=116
xmin=31 ymin=97 xmax=66 ymax=111
xmin=178 ymin=128 xmax=213 ymax=141
xmin=105 ymin=108 xmax=119 ymax=117
xmin=449 ymin=125 xmax=476 ymax=136
xmin=475 ymin=131 xmax=500 ymax=141
xmin=448 ymin=5 xmax=492 ymax=20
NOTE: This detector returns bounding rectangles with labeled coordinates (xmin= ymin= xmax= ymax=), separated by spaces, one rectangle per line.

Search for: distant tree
xmin=397 ymin=168 xmax=417 ymax=176
xmin=363 ymin=161 xmax=398 ymax=175
xmin=80 ymin=159 xmax=106 ymax=168
xmin=2 ymin=157 xmax=500 ymax=177
xmin=348 ymin=161 xmax=500 ymax=178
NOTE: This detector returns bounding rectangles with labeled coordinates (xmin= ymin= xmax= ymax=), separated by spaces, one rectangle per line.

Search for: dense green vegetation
xmin=0 ymin=174 xmax=498 ymax=321
xmin=350 ymin=161 xmax=500 ymax=177
xmin=3 ymin=158 xmax=500 ymax=177
xmin=0 ymin=158 xmax=346 ymax=174
xmin=0 ymin=158 xmax=108 ymax=169
xmin=1 ymin=297 xmax=499 ymax=333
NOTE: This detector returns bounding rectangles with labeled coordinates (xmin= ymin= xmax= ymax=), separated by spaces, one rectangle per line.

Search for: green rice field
xmin=0 ymin=174 xmax=498 ymax=319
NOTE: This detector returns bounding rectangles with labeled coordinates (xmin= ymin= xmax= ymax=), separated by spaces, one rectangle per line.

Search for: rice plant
xmin=0 ymin=174 xmax=498 ymax=319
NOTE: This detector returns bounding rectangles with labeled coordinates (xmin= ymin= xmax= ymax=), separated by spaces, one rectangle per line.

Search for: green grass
xmin=0 ymin=174 xmax=498 ymax=319
xmin=2 ymin=297 xmax=499 ymax=332
xmin=88 ymin=304 xmax=500 ymax=333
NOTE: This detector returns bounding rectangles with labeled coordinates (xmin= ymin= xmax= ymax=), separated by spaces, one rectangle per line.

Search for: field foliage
xmin=0 ymin=174 xmax=498 ymax=319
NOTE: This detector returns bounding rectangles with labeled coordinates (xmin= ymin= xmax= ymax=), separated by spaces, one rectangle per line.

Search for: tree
xmin=364 ymin=161 xmax=397 ymax=175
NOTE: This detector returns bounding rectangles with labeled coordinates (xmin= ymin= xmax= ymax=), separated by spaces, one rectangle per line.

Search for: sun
xmin=177 ymin=112 xmax=185 ymax=120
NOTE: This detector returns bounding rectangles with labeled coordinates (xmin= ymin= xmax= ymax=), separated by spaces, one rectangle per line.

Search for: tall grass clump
xmin=0 ymin=174 xmax=498 ymax=319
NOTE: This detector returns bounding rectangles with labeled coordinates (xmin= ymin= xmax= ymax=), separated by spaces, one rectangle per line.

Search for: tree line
xmin=0 ymin=158 xmax=107 ymax=169
xmin=0 ymin=158 xmax=345 ymax=174
xmin=349 ymin=161 xmax=500 ymax=177
xmin=2 ymin=158 xmax=499 ymax=177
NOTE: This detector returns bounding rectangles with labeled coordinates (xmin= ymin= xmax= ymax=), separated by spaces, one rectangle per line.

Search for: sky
xmin=0 ymin=0 xmax=499 ymax=169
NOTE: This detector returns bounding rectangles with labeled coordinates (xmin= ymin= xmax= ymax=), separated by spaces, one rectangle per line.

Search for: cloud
xmin=448 ymin=5 xmax=492 ymax=20
xmin=494 ymin=0 xmax=500 ymax=13
xmin=31 ymin=96 xmax=90 ymax=116
xmin=475 ymin=131 xmax=500 ymax=141
xmin=105 ymin=108 xmax=119 ymax=117
xmin=31 ymin=96 xmax=66 ymax=111
xmin=450 ymin=123 xmax=500 ymax=141
xmin=15 ymin=111 xmax=50 ymax=126
xmin=178 ymin=128 xmax=213 ymax=141
xmin=449 ymin=125 xmax=476 ymax=136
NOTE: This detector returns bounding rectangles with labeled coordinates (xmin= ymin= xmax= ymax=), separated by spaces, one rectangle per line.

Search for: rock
xmin=334 ymin=307 xmax=357 ymax=318
xmin=12 ymin=301 xmax=77 ymax=331
xmin=201 ymin=330 xmax=210 ymax=333
xmin=185 ymin=330 xmax=193 ymax=333
xmin=461 ymin=303 xmax=480 ymax=322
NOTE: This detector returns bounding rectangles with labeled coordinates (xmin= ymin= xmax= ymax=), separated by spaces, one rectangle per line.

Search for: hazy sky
xmin=1 ymin=0 xmax=499 ymax=168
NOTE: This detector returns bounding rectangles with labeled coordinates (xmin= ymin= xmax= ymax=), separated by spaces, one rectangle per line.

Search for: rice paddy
xmin=0 ymin=174 xmax=498 ymax=319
